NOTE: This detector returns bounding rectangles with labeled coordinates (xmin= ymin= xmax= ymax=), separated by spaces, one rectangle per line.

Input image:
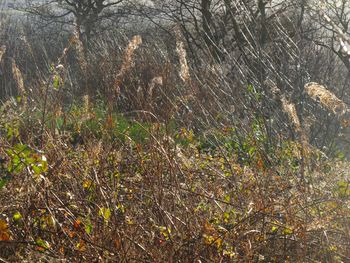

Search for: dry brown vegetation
xmin=0 ymin=99 xmax=349 ymax=262
xmin=0 ymin=1 xmax=350 ymax=262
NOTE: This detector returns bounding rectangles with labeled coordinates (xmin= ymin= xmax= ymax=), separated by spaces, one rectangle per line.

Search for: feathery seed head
xmin=0 ymin=45 xmax=6 ymax=64
xmin=305 ymin=82 xmax=348 ymax=117
xmin=11 ymin=59 xmax=26 ymax=105
xmin=174 ymin=26 xmax=190 ymax=83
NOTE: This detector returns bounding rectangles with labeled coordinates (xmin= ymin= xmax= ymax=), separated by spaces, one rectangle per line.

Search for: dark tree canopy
xmin=25 ymin=0 xmax=127 ymax=43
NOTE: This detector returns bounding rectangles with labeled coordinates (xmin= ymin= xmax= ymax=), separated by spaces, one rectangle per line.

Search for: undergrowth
xmin=0 ymin=99 xmax=349 ymax=262
xmin=0 ymin=11 xmax=349 ymax=261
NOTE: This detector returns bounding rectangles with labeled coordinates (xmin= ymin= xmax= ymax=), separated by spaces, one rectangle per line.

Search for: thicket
xmin=0 ymin=1 xmax=350 ymax=262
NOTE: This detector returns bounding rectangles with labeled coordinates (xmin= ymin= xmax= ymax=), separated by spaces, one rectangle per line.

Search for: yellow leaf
xmin=76 ymin=239 xmax=86 ymax=251
xmin=99 ymin=207 xmax=111 ymax=223
xmin=13 ymin=212 xmax=22 ymax=221
xmin=83 ymin=180 xmax=93 ymax=189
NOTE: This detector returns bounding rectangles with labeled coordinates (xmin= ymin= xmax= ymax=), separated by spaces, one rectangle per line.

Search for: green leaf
xmin=247 ymin=84 xmax=254 ymax=93
xmin=223 ymin=212 xmax=230 ymax=223
xmin=283 ymin=227 xmax=293 ymax=235
xmin=271 ymin=226 xmax=278 ymax=233
xmin=53 ymin=75 xmax=61 ymax=90
xmin=32 ymin=165 xmax=42 ymax=175
xmin=337 ymin=151 xmax=345 ymax=160
xmin=13 ymin=211 xmax=22 ymax=221
xmin=36 ymin=238 xmax=50 ymax=250
xmin=25 ymin=157 xmax=36 ymax=165
xmin=14 ymin=143 xmax=29 ymax=153
xmin=0 ymin=179 xmax=8 ymax=189
xmin=99 ymin=207 xmax=111 ymax=223
xmin=84 ymin=218 xmax=92 ymax=235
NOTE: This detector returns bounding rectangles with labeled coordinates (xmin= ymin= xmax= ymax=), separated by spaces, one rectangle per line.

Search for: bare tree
xmin=306 ymin=0 xmax=350 ymax=71
xmin=24 ymin=0 xmax=129 ymax=46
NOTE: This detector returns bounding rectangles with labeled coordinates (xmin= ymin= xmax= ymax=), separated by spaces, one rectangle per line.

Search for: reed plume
xmin=83 ymin=94 xmax=90 ymax=114
xmin=113 ymin=35 xmax=142 ymax=96
xmin=305 ymin=82 xmax=350 ymax=127
xmin=11 ymin=59 xmax=26 ymax=106
xmin=281 ymin=95 xmax=308 ymax=142
xmin=105 ymin=35 xmax=143 ymax=118
xmin=174 ymin=26 xmax=191 ymax=83
xmin=116 ymin=35 xmax=142 ymax=81
xmin=0 ymin=45 xmax=5 ymax=64
xmin=305 ymin=82 xmax=348 ymax=116
xmin=268 ymin=82 xmax=309 ymax=179
xmin=281 ymin=96 xmax=301 ymax=132
xmin=21 ymin=34 xmax=36 ymax=61
xmin=269 ymin=83 xmax=303 ymax=135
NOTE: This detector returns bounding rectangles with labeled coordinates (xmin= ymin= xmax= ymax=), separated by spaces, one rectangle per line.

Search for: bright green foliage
xmin=13 ymin=212 xmax=22 ymax=221
xmin=5 ymin=144 xmax=48 ymax=175
xmin=0 ymin=179 xmax=8 ymax=190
